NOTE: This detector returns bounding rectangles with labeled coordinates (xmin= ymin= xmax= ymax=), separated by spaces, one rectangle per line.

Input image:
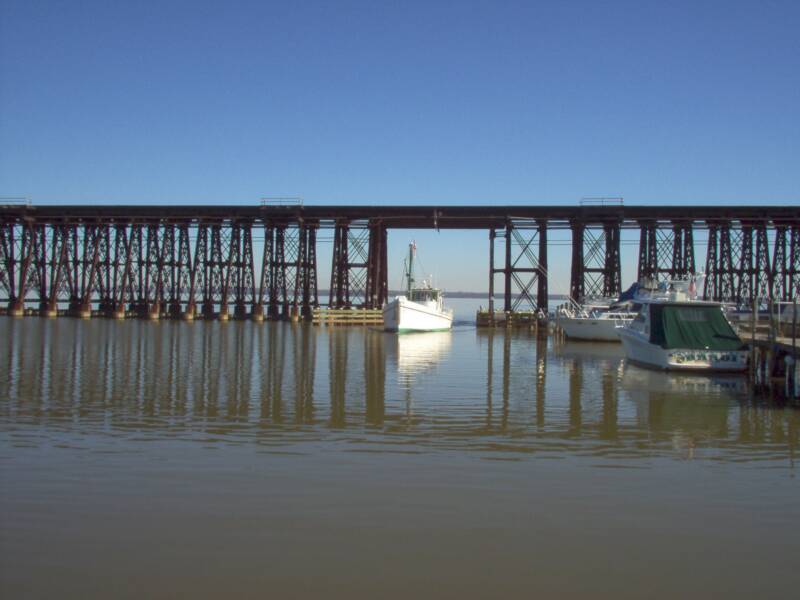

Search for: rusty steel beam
xmin=365 ymin=220 xmax=387 ymax=309
xmin=670 ymin=221 xmax=695 ymax=280
xmin=32 ymin=223 xmax=47 ymax=311
xmin=306 ymin=224 xmax=319 ymax=313
xmin=291 ymin=224 xmax=307 ymax=317
xmin=570 ymin=221 xmax=585 ymax=302
xmin=271 ymin=225 xmax=288 ymax=319
xmin=329 ymin=221 xmax=349 ymax=309
xmin=537 ymin=220 xmax=549 ymax=311
xmin=602 ymin=221 xmax=621 ymax=298
xmin=9 ymin=222 xmax=36 ymax=315
xmin=253 ymin=222 xmax=272 ymax=321
xmin=4 ymin=204 xmax=796 ymax=230
xmin=233 ymin=221 xmax=256 ymax=319
xmin=636 ymin=220 xmax=659 ymax=282
xmin=791 ymin=224 xmax=800 ymax=300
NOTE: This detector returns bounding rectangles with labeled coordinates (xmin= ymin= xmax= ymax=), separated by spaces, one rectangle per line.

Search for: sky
xmin=1 ymin=0 xmax=798 ymax=293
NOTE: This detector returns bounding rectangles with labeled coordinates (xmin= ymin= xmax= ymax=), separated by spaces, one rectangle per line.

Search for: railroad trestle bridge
xmin=0 ymin=204 xmax=797 ymax=320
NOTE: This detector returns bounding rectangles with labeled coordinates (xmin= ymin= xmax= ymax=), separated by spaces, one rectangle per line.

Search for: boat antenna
xmin=406 ymin=241 xmax=416 ymax=294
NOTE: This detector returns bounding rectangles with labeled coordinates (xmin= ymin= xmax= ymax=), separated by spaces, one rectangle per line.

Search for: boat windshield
xmin=649 ymin=304 xmax=745 ymax=350
xmin=410 ymin=289 xmax=439 ymax=302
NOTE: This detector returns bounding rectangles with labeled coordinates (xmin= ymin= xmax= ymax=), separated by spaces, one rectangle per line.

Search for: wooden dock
xmin=733 ymin=313 xmax=799 ymax=399
xmin=476 ymin=310 xmax=546 ymax=329
xmin=312 ymin=308 xmax=384 ymax=326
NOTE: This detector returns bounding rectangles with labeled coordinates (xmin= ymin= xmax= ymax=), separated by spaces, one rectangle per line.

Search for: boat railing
xmin=557 ymin=296 xmax=589 ymax=319
xmin=607 ymin=311 xmax=635 ymax=327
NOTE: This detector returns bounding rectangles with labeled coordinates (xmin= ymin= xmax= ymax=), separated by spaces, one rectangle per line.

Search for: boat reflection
xmin=1 ymin=318 xmax=797 ymax=461
xmin=619 ymin=363 xmax=747 ymax=396
xmin=391 ymin=331 xmax=452 ymax=382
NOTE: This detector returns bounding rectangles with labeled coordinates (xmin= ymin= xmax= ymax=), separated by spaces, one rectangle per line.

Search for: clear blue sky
xmin=1 ymin=0 xmax=798 ymax=293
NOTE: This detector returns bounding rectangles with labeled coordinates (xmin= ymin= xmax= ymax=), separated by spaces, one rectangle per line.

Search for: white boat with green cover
xmin=617 ymin=283 xmax=748 ymax=372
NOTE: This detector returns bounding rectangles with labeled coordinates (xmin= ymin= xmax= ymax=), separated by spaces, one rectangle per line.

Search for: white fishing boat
xmin=383 ymin=242 xmax=453 ymax=333
xmin=616 ymin=280 xmax=748 ymax=372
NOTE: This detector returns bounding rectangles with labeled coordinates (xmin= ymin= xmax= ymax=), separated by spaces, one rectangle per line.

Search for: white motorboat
xmin=616 ymin=280 xmax=748 ymax=372
xmin=383 ymin=242 xmax=453 ymax=333
xmin=555 ymin=297 xmax=635 ymax=342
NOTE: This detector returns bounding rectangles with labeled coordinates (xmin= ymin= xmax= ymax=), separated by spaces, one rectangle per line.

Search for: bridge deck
xmin=2 ymin=204 xmax=797 ymax=228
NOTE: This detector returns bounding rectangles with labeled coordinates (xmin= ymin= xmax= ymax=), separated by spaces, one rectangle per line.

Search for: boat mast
xmin=406 ymin=241 xmax=415 ymax=294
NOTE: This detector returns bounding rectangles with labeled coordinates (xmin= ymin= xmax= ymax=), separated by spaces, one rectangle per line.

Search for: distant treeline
xmin=318 ymin=290 xmax=569 ymax=300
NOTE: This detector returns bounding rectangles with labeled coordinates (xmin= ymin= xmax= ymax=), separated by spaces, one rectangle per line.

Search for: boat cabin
xmin=409 ymin=288 xmax=441 ymax=303
xmin=630 ymin=301 xmax=745 ymax=351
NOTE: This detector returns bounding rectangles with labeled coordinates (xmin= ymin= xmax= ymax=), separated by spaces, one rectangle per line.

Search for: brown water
xmin=2 ymin=306 xmax=800 ymax=599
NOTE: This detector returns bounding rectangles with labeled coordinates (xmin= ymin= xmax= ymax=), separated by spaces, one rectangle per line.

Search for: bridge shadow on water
xmin=1 ymin=318 xmax=798 ymax=463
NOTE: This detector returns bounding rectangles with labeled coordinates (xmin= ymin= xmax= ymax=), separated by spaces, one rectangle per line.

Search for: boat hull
xmin=558 ymin=317 xmax=630 ymax=342
xmin=617 ymin=328 xmax=747 ymax=372
xmin=383 ymin=298 xmax=453 ymax=332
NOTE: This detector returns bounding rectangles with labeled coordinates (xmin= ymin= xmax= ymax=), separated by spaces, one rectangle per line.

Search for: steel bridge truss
xmin=0 ymin=219 xmax=321 ymax=319
xmin=704 ymin=220 xmax=799 ymax=306
xmin=329 ymin=219 xmax=387 ymax=309
xmin=1 ymin=209 xmax=797 ymax=317
xmin=570 ymin=220 xmax=622 ymax=301
xmin=489 ymin=220 xmax=548 ymax=313
xmin=636 ymin=220 xmax=696 ymax=284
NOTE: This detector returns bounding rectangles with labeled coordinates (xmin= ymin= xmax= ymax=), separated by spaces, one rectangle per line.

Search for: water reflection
xmin=1 ymin=319 xmax=798 ymax=462
xmin=392 ymin=331 xmax=452 ymax=382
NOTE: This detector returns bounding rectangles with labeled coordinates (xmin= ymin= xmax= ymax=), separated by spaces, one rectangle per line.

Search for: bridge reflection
xmin=1 ymin=318 xmax=797 ymax=459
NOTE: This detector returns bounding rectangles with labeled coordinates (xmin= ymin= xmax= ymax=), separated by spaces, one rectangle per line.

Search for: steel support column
xmin=602 ymin=221 xmax=621 ymax=297
xmin=670 ymin=221 xmax=695 ymax=279
xmin=365 ymin=220 xmax=388 ymax=309
xmin=254 ymin=222 xmax=273 ymax=320
xmin=495 ymin=220 xmax=547 ymax=313
xmin=270 ymin=225 xmax=288 ymax=319
xmin=791 ymin=224 xmax=800 ymax=300
xmin=637 ymin=220 xmax=658 ymax=282
xmin=329 ymin=222 xmax=348 ymax=309
xmin=9 ymin=221 xmax=35 ymax=315
xmin=570 ymin=221 xmax=585 ymax=302
xmin=575 ymin=221 xmax=621 ymax=299
xmin=537 ymin=220 xmax=548 ymax=311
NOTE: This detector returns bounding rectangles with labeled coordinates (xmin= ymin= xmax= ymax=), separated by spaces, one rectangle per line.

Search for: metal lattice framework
xmin=570 ymin=220 xmax=621 ymax=301
xmin=329 ymin=219 xmax=387 ymax=309
xmin=0 ymin=219 xmax=322 ymax=319
xmin=490 ymin=220 xmax=548 ymax=312
xmin=703 ymin=219 xmax=795 ymax=307
xmin=1 ymin=205 xmax=797 ymax=318
xmin=636 ymin=220 xmax=695 ymax=284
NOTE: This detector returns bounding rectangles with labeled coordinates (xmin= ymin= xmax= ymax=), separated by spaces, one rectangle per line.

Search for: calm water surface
xmin=2 ymin=299 xmax=799 ymax=598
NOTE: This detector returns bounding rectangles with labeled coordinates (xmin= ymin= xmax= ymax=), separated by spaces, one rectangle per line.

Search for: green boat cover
xmin=649 ymin=304 xmax=746 ymax=350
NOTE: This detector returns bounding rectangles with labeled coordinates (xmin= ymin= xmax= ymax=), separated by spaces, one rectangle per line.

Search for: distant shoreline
xmin=319 ymin=290 xmax=569 ymax=300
